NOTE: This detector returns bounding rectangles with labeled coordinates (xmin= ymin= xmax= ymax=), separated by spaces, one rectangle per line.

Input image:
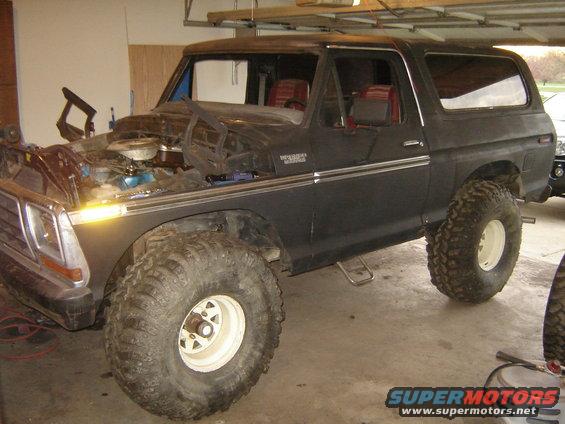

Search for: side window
xmin=320 ymin=56 xmax=402 ymax=128
xmin=425 ymin=54 xmax=528 ymax=110
xmin=170 ymin=68 xmax=191 ymax=101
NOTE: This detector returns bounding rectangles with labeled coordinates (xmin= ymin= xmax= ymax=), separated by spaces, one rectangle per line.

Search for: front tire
xmin=427 ymin=180 xmax=522 ymax=303
xmin=104 ymin=231 xmax=283 ymax=420
xmin=543 ymin=255 xmax=565 ymax=363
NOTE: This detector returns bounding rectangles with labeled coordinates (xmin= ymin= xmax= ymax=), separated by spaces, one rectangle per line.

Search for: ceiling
xmin=184 ymin=0 xmax=565 ymax=45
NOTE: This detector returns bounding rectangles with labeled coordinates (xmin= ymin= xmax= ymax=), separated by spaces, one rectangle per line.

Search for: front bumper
xmin=0 ymin=250 xmax=95 ymax=330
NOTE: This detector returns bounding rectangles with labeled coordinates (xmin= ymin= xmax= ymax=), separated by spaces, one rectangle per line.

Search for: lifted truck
xmin=0 ymin=35 xmax=556 ymax=419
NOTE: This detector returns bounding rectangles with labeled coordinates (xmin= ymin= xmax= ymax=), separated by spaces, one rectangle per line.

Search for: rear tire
xmin=543 ymin=255 xmax=565 ymax=363
xmin=104 ymin=231 xmax=283 ymax=420
xmin=427 ymin=180 xmax=522 ymax=303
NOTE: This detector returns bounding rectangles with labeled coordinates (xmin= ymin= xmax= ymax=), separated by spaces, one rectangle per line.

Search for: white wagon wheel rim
xmin=178 ymin=295 xmax=245 ymax=373
xmin=478 ymin=219 xmax=506 ymax=271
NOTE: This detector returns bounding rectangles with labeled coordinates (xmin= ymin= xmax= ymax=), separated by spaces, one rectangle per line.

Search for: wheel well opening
xmin=466 ymin=161 xmax=523 ymax=198
xmin=104 ymin=210 xmax=286 ymax=295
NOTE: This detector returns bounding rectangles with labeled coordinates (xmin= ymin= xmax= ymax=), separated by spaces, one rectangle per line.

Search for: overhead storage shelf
xmin=184 ymin=0 xmax=565 ymax=45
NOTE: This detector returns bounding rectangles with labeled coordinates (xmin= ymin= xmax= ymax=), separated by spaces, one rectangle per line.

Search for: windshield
xmin=165 ymin=53 xmax=319 ymax=125
xmin=544 ymin=93 xmax=565 ymax=121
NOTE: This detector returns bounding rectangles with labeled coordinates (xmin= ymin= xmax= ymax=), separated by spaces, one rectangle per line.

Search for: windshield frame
xmin=157 ymin=52 xmax=324 ymax=127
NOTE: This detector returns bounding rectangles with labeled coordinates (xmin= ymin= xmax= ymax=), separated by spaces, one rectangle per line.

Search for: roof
xmin=181 ymin=33 xmax=509 ymax=57
xmin=183 ymin=34 xmax=399 ymax=55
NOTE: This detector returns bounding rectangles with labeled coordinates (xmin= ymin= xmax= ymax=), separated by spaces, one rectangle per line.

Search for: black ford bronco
xmin=0 ymin=35 xmax=556 ymax=419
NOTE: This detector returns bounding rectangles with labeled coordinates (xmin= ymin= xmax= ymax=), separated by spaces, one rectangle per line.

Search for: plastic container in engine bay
xmin=118 ymin=172 xmax=156 ymax=190
xmin=206 ymin=171 xmax=258 ymax=186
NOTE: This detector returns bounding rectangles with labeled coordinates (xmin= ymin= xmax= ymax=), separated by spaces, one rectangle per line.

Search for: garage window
xmin=426 ymin=54 xmax=528 ymax=110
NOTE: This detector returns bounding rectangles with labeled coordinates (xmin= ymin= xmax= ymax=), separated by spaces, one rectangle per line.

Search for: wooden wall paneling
xmin=0 ymin=86 xmax=18 ymax=125
xmin=128 ymin=45 xmax=185 ymax=114
xmin=0 ymin=0 xmax=19 ymax=126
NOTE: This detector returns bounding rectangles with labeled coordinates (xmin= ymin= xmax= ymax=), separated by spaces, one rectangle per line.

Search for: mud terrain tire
xmin=104 ymin=231 xmax=283 ymax=420
xmin=543 ymin=255 xmax=565 ymax=363
xmin=427 ymin=180 xmax=522 ymax=303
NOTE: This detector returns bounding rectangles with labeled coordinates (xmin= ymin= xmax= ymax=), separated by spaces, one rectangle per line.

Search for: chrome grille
xmin=0 ymin=192 xmax=34 ymax=258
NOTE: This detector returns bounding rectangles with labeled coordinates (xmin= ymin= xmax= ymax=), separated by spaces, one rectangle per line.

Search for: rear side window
xmin=426 ymin=54 xmax=528 ymax=110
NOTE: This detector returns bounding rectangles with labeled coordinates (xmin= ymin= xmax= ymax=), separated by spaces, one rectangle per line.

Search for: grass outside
xmin=537 ymin=82 xmax=565 ymax=100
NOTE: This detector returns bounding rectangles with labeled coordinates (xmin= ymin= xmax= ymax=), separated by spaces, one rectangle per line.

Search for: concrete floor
xmin=0 ymin=198 xmax=564 ymax=424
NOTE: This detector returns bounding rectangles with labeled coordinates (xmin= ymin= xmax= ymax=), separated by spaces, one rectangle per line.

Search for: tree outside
xmin=501 ymin=46 xmax=565 ymax=101
xmin=526 ymin=51 xmax=565 ymax=87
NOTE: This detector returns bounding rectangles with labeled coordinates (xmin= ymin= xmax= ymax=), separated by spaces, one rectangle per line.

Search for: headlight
xmin=26 ymin=204 xmax=63 ymax=262
xmin=25 ymin=204 xmax=90 ymax=286
xmin=556 ymin=136 xmax=565 ymax=156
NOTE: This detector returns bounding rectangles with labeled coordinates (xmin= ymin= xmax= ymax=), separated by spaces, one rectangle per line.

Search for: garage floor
xmin=0 ymin=198 xmax=563 ymax=424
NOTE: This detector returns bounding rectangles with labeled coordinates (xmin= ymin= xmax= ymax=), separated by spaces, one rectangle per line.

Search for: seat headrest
xmin=359 ymin=85 xmax=400 ymax=124
xmin=267 ymin=79 xmax=310 ymax=111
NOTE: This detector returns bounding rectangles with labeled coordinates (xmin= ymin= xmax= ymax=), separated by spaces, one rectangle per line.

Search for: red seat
xmin=358 ymin=84 xmax=400 ymax=124
xmin=267 ymin=79 xmax=309 ymax=111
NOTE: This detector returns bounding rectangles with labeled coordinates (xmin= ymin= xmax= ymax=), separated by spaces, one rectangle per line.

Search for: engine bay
xmin=72 ymin=118 xmax=271 ymax=207
xmin=79 ymin=135 xmax=200 ymax=204
xmin=0 ymin=103 xmax=276 ymax=209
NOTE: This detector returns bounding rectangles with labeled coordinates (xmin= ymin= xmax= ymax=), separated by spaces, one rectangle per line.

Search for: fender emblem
xmin=280 ymin=153 xmax=307 ymax=165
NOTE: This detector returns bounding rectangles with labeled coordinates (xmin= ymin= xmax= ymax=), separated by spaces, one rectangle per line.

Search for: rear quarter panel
xmin=406 ymin=44 xmax=555 ymax=224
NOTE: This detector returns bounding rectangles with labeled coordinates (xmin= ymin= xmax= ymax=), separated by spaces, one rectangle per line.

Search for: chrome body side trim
xmin=314 ymin=156 xmax=430 ymax=184
xmin=327 ymin=45 xmax=425 ymax=127
xmin=70 ymin=155 xmax=430 ymax=220
xmin=122 ymin=173 xmax=315 ymax=217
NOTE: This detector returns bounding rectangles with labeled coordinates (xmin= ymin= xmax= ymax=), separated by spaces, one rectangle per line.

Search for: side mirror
xmin=352 ymin=97 xmax=391 ymax=127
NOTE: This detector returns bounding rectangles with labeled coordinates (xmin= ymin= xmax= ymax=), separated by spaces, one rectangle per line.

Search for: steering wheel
xmin=283 ymin=97 xmax=307 ymax=109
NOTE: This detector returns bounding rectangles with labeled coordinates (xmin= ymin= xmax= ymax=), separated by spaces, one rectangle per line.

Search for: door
xmin=309 ymin=49 xmax=430 ymax=267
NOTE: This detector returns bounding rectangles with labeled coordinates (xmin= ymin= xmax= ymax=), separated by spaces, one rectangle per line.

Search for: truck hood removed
xmin=0 ymin=100 xmax=291 ymax=209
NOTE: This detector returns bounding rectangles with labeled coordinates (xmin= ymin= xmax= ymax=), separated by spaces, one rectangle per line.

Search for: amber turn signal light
xmin=40 ymin=255 xmax=83 ymax=282
xmin=538 ymin=135 xmax=552 ymax=144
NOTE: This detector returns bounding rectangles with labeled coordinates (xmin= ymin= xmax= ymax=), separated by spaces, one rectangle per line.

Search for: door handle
xmin=402 ymin=140 xmax=424 ymax=148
